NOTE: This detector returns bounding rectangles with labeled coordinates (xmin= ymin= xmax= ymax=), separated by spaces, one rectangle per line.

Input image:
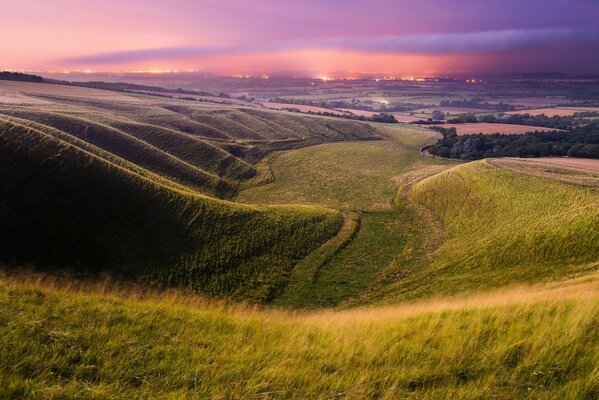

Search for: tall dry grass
xmin=1 ymin=269 xmax=597 ymax=399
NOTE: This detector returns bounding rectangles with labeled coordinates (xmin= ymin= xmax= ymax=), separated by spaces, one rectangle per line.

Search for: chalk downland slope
xmin=0 ymin=81 xmax=379 ymax=198
xmin=367 ymin=159 xmax=599 ymax=303
xmin=0 ymin=111 xmax=343 ymax=302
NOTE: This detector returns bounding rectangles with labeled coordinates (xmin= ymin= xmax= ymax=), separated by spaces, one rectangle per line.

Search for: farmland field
xmin=336 ymin=108 xmax=421 ymax=122
xmin=507 ymin=156 xmax=599 ymax=172
xmin=262 ymin=101 xmax=350 ymax=115
xmin=133 ymin=89 xmax=257 ymax=107
xmin=428 ymin=122 xmax=557 ymax=135
xmin=506 ymin=106 xmax=599 ymax=117
xmin=485 ymin=97 xmax=571 ymax=107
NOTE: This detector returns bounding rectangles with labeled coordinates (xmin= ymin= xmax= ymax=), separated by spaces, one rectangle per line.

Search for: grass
xmin=374 ymin=160 xmax=599 ymax=302
xmin=1 ymin=81 xmax=599 ymax=398
xmin=0 ymin=81 xmax=379 ymax=198
xmin=273 ymin=211 xmax=361 ymax=308
xmin=285 ymin=211 xmax=414 ymax=308
xmin=0 ymin=112 xmax=241 ymax=197
xmin=489 ymin=158 xmax=599 ymax=187
xmin=0 ymin=270 xmax=597 ymax=399
xmin=237 ymin=126 xmax=456 ymax=307
xmin=0 ymin=121 xmax=343 ymax=302
xmin=0 ymin=81 xmax=389 ymax=301
xmin=238 ymin=139 xmax=453 ymax=211
xmin=238 ymin=132 xmax=599 ymax=308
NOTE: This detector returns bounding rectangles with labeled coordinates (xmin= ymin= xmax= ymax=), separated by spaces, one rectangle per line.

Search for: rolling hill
xmin=358 ymin=159 xmax=599 ymax=304
xmin=1 ymin=80 xmax=598 ymax=399
xmin=0 ymin=118 xmax=344 ymax=302
xmin=0 ymin=81 xmax=378 ymax=198
xmin=238 ymin=133 xmax=598 ymax=308
xmin=0 ymin=81 xmax=389 ymax=301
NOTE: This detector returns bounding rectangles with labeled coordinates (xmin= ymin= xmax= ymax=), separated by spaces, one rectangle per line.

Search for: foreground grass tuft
xmin=0 ymin=272 xmax=597 ymax=399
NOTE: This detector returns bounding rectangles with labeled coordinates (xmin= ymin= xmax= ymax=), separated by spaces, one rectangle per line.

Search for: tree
xmin=432 ymin=110 xmax=445 ymax=121
xmin=370 ymin=113 xmax=397 ymax=123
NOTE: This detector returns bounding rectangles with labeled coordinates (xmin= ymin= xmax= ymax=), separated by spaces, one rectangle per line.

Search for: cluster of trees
xmin=369 ymin=113 xmax=398 ymax=123
xmin=236 ymin=94 xmax=257 ymax=102
xmin=478 ymin=113 xmax=581 ymax=130
xmin=0 ymin=71 xmax=43 ymax=83
xmin=426 ymin=121 xmax=599 ymax=160
xmin=421 ymin=111 xmax=591 ymax=131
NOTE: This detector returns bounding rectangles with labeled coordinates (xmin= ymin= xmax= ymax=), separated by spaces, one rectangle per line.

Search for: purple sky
xmin=2 ymin=0 xmax=599 ymax=74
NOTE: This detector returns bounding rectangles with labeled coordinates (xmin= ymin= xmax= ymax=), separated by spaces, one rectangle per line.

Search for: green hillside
xmin=1 ymin=81 xmax=598 ymax=400
xmin=0 ymin=118 xmax=342 ymax=302
xmin=0 ymin=81 xmax=378 ymax=198
xmin=238 ymin=125 xmax=457 ymax=307
xmin=1 ymin=81 xmax=597 ymax=307
xmin=238 ymin=127 xmax=599 ymax=308
xmin=366 ymin=159 xmax=599 ymax=303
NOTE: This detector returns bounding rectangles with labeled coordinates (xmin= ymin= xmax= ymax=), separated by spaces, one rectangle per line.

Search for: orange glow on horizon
xmin=5 ymin=49 xmax=492 ymax=77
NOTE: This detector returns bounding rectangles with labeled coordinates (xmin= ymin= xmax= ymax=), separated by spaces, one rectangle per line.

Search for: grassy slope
xmin=0 ymin=121 xmax=342 ymax=302
xmin=0 ymin=81 xmax=379 ymax=198
xmin=371 ymin=160 xmax=599 ymax=303
xmin=0 ymin=81 xmax=394 ymax=301
xmin=239 ymin=124 xmax=599 ymax=308
xmin=1 ymin=272 xmax=597 ymax=399
xmin=0 ymin=113 xmax=238 ymax=198
xmin=238 ymin=125 xmax=458 ymax=307
xmin=238 ymin=125 xmax=446 ymax=211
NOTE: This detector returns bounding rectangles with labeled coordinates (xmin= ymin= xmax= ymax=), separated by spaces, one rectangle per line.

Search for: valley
xmin=0 ymin=80 xmax=597 ymax=398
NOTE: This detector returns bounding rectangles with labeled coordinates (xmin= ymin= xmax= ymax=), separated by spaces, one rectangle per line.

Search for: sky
xmin=2 ymin=0 xmax=599 ymax=76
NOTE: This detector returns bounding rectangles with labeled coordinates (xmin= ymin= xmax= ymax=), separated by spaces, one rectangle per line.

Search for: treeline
xmin=478 ymin=113 xmax=583 ymax=130
xmin=280 ymin=107 xmax=397 ymax=123
xmin=420 ymin=112 xmax=592 ymax=131
xmin=426 ymin=121 xmax=599 ymax=160
xmin=0 ymin=71 xmax=44 ymax=83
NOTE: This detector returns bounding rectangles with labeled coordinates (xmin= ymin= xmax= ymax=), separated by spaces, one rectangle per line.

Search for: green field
xmin=0 ymin=119 xmax=346 ymax=302
xmin=238 ymin=124 xmax=443 ymax=211
xmin=0 ymin=82 xmax=385 ymax=301
xmin=362 ymin=160 xmax=599 ymax=304
xmin=0 ymin=81 xmax=378 ymax=198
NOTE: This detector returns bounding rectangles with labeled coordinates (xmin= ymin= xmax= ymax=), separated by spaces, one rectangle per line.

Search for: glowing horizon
xmin=2 ymin=0 xmax=599 ymax=75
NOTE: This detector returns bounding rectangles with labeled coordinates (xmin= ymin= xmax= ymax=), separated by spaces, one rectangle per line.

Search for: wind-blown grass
xmin=381 ymin=160 xmax=599 ymax=301
xmin=0 ymin=270 xmax=597 ymax=399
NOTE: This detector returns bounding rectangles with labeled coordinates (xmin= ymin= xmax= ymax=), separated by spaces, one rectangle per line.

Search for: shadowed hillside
xmin=0 ymin=84 xmax=364 ymax=301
